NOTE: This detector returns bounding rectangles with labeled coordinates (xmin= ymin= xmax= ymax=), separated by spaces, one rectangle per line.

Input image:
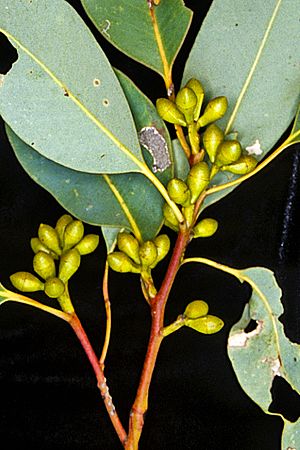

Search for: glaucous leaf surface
xmin=227 ymin=267 xmax=300 ymax=448
xmin=101 ymin=227 xmax=121 ymax=253
xmin=183 ymin=0 xmax=300 ymax=154
xmin=81 ymin=0 xmax=192 ymax=81
xmin=7 ymin=127 xmax=165 ymax=242
xmin=172 ymin=139 xmax=190 ymax=181
xmin=0 ymin=0 xmax=143 ymax=174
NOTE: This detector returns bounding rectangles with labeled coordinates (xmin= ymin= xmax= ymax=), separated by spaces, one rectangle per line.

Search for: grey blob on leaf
xmin=138 ymin=126 xmax=171 ymax=173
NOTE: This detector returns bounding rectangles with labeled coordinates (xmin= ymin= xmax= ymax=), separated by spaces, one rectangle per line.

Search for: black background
xmin=1 ymin=1 xmax=300 ymax=449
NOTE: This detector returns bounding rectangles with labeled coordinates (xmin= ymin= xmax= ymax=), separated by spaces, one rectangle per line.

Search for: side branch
xmin=69 ymin=313 xmax=127 ymax=446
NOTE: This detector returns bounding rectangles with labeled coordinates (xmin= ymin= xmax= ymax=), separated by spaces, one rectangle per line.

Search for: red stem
xmin=69 ymin=313 xmax=127 ymax=446
xmin=125 ymin=229 xmax=190 ymax=449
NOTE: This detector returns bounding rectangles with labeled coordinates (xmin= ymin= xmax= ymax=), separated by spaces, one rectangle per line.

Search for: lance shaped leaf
xmin=227 ymin=267 xmax=300 ymax=444
xmin=183 ymin=0 xmax=300 ymax=151
xmin=0 ymin=0 xmax=145 ymax=174
xmin=183 ymin=0 xmax=300 ymax=207
xmin=6 ymin=69 xmax=173 ymax=242
xmin=7 ymin=127 xmax=165 ymax=243
xmin=81 ymin=0 xmax=192 ymax=83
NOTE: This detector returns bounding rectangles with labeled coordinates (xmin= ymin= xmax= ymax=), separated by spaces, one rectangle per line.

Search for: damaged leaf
xmin=0 ymin=0 xmax=143 ymax=174
xmin=228 ymin=267 xmax=300 ymax=446
xmin=81 ymin=0 xmax=192 ymax=84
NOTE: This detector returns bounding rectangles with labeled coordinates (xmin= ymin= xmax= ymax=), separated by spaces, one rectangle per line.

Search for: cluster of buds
xmin=156 ymin=77 xmax=258 ymax=176
xmin=163 ymin=167 xmax=218 ymax=237
xmin=107 ymin=231 xmax=170 ymax=274
xmin=10 ymin=215 xmax=99 ymax=299
xmin=183 ymin=300 xmax=224 ymax=334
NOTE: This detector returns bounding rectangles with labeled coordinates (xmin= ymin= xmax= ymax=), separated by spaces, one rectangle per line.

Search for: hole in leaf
xmin=244 ymin=319 xmax=257 ymax=334
xmin=269 ymin=376 xmax=300 ymax=422
xmin=102 ymin=99 xmax=109 ymax=107
xmin=93 ymin=78 xmax=101 ymax=87
xmin=0 ymin=33 xmax=18 ymax=75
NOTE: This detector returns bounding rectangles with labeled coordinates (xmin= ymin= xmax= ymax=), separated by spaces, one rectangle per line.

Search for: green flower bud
xmin=197 ymin=96 xmax=228 ymax=128
xmin=175 ymin=87 xmax=197 ymax=124
xmin=44 ymin=277 xmax=65 ymax=298
xmin=10 ymin=272 xmax=44 ymax=292
xmin=183 ymin=204 xmax=194 ymax=228
xmin=107 ymin=252 xmax=140 ymax=273
xmin=203 ymin=124 xmax=224 ymax=163
xmin=139 ymin=241 xmax=158 ymax=268
xmin=221 ymin=155 xmax=258 ymax=174
xmin=186 ymin=314 xmax=224 ymax=334
xmin=193 ymin=218 xmax=218 ymax=238
xmin=188 ymin=123 xmax=200 ymax=155
xmin=55 ymin=214 xmax=73 ymax=246
xmin=63 ymin=220 xmax=84 ymax=250
xmin=75 ymin=234 xmax=99 ymax=255
xmin=186 ymin=161 xmax=210 ymax=203
xmin=215 ymin=140 xmax=242 ymax=167
xmin=117 ymin=232 xmax=140 ymax=264
xmin=156 ymin=98 xmax=187 ymax=126
xmin=163 ymin=204 xmax=179 ymax=230
xmin=59 ymin=249 xmax=81 ymax=283
xmin=38 ymin=224 xmax=62 ymax=256
xmin=150 ymin=234 xmax=170 ymax=268
xmin=184 ymin=300 xmax=209 ymax=319
xmin=33 ymin=251 xmax=56 ymax=280
xmin=167 ymin=178 xmax=190 ymax=206
xmin=185 ymin=78 xmax=204 ymax=121
xmin=30 ymin=237 xmax=58 ymax=260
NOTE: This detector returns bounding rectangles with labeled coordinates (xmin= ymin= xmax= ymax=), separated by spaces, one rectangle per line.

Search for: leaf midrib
xmin=0 ymin=28 xmax=146 ymax=172
xmin=225 ymin=0 xmax=282 ymax=135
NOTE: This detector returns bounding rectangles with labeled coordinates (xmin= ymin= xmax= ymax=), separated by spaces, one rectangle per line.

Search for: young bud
xmin=197 ymin=96 xmax=228 ymax=128
xmin=55 ymin=214 xmax=73 ymax=246
xmin=203 ymin=124 xmax=224 ymax=163
xmin=186 ymin=315 xmax=224 ymax=334
xmin=63 ymin=220 xmax=84 ymax=250
xmin=38 ymin=224 xmax=62 ymax=256
xmin=215 ymin=140 xmax=242 ymax=167
xmin=10 ymin=272 xmax=44 ymax=292
xmin=139 ymin=241 xmax=158 ymax=268
xmin=185 ymin=78 xmax=204 ymax=120
xmin=186 ymin=161 xmax=210 ymax=203
xmin=167 ymin=178 xmax=190 ymax=206
xmin=75 ymin=234 xmax=99 ymax=255
xmin=175 ymin=87 xmax=197 ymax=124
xmin=183 ymin=204 xmax=194 ymax=228
xmin=117 ymin=232 xmax=140 ymax=264
xmin=188 ymin=123 xmax=200 ymax=155
xmin=44 ymin=277 xmax=65 ymax=298
xmin=163 ymin=204 xmax=179 ymax=229
xmin=107 ymin=252 xmax=140 ymax=273
xmin=33 ymin=251 xmax=56 ymax=280
xmin=193 ymin=218 xmax=218 ymax=238
xmin=184 ymin=300 xmax=209 ymax=319
xmin=59 ymin=249 xmax=81 ymax=282
xmin=153 ymin=234 xmax=170 ymax=264
xmin=156 ymin=98 xmax=187 ymax=126
xmin=221 ymin=155 xmax=258 ymax=174
xmin=30 ymin=237 xmax=58 ymax=260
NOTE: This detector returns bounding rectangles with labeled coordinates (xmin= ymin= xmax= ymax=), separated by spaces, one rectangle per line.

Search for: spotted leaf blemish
xmin=138 ymin=126 xmax=171 ymax=173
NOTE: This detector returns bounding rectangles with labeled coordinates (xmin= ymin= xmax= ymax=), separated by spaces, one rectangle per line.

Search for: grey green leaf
xmin=7 ymin=126 xmax=165 ymax=243
xmin=0 ymin=0 xmax=144 ymax=174
xmin=183 ymin=0 xmax=300 ymax=152
xmin=227 ymin=267 xmax=300 ymax=444
xmin=81 ymin=0 xmax=192 ymax=81
xmin=172 ymin=139 xmax=190 ymax=181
